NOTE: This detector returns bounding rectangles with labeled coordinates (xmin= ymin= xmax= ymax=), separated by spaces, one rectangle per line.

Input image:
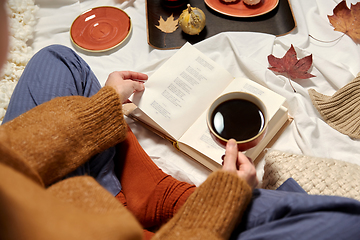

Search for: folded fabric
xmin=261 ymin=150 xmax=360 ymax=201
xmin=308 ymin=73 xmax=360 ymax=139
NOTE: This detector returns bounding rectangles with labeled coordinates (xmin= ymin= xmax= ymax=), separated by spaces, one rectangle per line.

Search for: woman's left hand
xmin=105 ymin=71 xmax=148 ymax=103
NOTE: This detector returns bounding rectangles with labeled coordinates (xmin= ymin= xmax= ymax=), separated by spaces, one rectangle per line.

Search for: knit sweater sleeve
xmin=152 ymin=170 xmax=253 ymax=240
xmin=0 ymin=86 xmax=127 ymax=186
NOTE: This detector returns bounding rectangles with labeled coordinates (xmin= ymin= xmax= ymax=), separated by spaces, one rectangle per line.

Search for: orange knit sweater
xmin=0 ymin=86 xmax=252 ymax=240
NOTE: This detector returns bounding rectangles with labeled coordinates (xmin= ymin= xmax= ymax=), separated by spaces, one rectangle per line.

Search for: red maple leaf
xmin=268 ymin=45 xmax=315 ymax=92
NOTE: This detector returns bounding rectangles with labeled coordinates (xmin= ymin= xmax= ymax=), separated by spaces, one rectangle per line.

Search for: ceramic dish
xmin=204 ymin=0 xmax=279 ymax=18
xmin=70 ymin=6 xmax=132 ymax=52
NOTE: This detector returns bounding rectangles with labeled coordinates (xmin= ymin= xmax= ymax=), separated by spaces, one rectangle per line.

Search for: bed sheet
xmin=32 ymin=0 xmax=360 ymax=186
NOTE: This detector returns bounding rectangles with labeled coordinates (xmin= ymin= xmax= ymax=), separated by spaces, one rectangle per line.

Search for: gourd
xmin=178 ymin=4 xmax=206 ymax=35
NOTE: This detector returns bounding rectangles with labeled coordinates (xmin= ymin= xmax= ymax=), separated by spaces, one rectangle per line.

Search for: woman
xmin=1 ymin=0 xmax=360 ymax=239
xmin=0 ymin=0 xmax=257 ymax=239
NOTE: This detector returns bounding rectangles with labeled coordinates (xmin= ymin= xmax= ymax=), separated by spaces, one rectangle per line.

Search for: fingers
xmin=130 ymin=80 xmax=145 ymax=92
xmin=237 ymin=152 xmax=258 ymax=189
xmin=222 ymin=139 xmax=238 ymax=172
xmin=222 ymin=140 xmax=252 ymax=172
xmin=237 ymin=151 xmax=253 ymax=167
xmin=118 ymin=71 xmax=148 ymax=81
xmin=118 ymin=81 xmax=144 ymax=103
xmin=105 ymin=71 xmax=148 ymax=103
xmin=221 ymin=139 xmax=258 ymax=189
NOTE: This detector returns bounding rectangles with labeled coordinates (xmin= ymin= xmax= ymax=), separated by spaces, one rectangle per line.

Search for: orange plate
xmin=70 ymin=6 xmax=132 ymax=52
xmin=204 ymin=0 xmax=279 ymax=18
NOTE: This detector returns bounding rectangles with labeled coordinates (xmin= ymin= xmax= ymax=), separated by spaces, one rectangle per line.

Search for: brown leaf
xmin=268 ymin=45 xmax=315 ymax=92
xmin=328 ymin=1 xmax=360 ymax=44
xmin=155 ymin=14 xmax=179 ymax=33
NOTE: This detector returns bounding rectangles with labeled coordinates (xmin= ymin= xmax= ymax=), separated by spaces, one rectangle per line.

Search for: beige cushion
xmin=261 ymin=150 xmax=360 ymax=201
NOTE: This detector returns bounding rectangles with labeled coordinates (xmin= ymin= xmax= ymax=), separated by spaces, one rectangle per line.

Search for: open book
xmin=129 ymin=43 xmax=290 ymax=171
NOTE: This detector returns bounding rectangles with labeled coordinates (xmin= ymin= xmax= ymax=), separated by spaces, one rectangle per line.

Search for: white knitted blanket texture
xmin=0 ymin=0 xmax=38 ymax=123
xmin=262 ymin=150 xmax=360 ymax=201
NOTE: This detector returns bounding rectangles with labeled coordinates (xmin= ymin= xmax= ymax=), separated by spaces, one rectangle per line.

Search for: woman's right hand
xmin=221 ymin=139 xmax=258 ymax=189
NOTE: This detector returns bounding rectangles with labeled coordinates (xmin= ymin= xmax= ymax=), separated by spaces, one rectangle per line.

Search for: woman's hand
xmin=222 ymin=139 xmax=258 ymax=189
xmin=105 ymin=71 xmax=148 ymax=103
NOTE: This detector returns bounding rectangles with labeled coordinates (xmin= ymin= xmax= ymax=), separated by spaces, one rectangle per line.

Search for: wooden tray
xmin=146 ymin=0 xmax=296 ymax=49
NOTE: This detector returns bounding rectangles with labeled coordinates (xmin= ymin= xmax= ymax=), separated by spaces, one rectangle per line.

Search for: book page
xmin=178 ymin=77 xmax=287 ymax=165
xmin=131 ymin=43 xmax=233 ymax=140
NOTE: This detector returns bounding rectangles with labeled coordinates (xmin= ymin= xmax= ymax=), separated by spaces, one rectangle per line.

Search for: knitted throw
xmin=261 ymin=150 xmax=360 ymax=201
xmin=0 ymin=0 xmax=38 ymax=123
xmin=308 ymin=73 xmax=360 ymax=139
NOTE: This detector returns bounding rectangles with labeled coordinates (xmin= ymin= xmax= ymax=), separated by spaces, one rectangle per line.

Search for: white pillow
xmin=261 ymin=150 xmax=360 ymax=201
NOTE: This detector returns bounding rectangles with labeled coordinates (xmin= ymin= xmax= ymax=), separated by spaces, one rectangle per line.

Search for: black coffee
xmin=211 ymin=99 xmax=265 ymax=141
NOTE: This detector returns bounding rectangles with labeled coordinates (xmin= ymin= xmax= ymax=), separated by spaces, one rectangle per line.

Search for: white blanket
xmin=12 ymin=0 xmax=360 ymax=186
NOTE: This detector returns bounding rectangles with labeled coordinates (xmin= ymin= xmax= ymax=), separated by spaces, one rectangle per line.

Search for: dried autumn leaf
xmin=155 ymin=14 xmax=179 ymax=33
xmin=268 ymin=45 xmax=315 ymax=92
xmin=328 ymin=1 xmax=360 ymax=44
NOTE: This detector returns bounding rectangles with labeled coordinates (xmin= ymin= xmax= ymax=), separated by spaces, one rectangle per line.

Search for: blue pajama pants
xmin=235 ymin=179 xmax=360 ymax=239
xmin=4 ymin=45 xmax=360 ymax=239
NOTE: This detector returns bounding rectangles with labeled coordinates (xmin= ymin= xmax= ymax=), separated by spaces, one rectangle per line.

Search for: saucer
xmin=204 ymin=0 xmax=279 ymax=18
xmin=70 ymin=6 xmax=132 ymax=52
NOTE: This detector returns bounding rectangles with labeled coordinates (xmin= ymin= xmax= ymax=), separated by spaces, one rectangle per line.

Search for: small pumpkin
xmin=178 ymin=4 xmax=206 ymax=35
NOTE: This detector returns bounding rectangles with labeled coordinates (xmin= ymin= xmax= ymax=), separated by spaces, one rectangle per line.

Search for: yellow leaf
xmin=155 ymin=14 xmax=179 ymax=33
